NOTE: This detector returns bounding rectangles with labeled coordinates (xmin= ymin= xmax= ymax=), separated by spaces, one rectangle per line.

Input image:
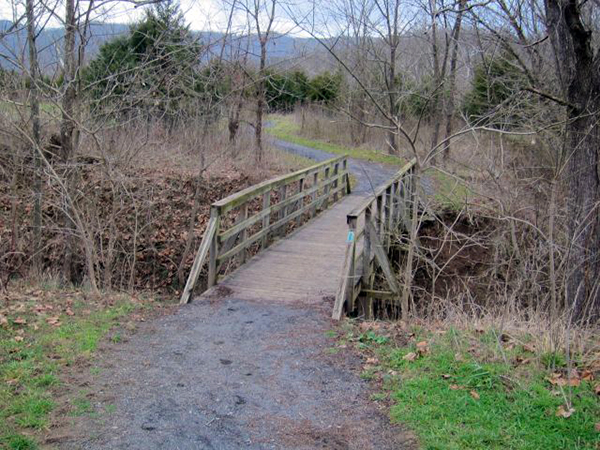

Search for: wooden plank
xmin=366 ymin=219 xmax=399 ymax=294
xmin=179 ymin=215 xmax=218 ymax=304
xmin=361 ymin=289 xmax=396 ymax=299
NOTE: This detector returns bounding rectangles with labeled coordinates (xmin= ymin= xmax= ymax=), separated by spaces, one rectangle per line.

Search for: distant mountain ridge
xmin=0 ymin=20 xmax=318 ymax=74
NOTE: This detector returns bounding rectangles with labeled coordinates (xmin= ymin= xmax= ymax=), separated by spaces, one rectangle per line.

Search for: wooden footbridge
xmin=181 ymin=155 xmax=416 ymax=319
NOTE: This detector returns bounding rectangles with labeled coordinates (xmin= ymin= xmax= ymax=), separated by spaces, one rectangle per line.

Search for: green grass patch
xmin=0 ymin=291 xmax=156 ymax=448
xmin=347 ymin=325 xmax=600 ymax=449
xmin=267 ymin=114 xmax=407 ymax=166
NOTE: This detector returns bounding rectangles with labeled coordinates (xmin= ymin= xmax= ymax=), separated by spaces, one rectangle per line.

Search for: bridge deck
xmin=206 ymin=195 xmax=366 ymax=305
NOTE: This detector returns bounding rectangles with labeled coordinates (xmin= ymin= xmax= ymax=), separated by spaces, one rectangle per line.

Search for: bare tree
xmin=545 ymin=0 xmax=600 ymax=322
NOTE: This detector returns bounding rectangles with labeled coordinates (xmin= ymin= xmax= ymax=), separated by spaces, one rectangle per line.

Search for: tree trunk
xmin=255 ymin=38 xmax=267 ymax=164
xmin=60 ymin=0 xmax=77 ymax=163
xmin=26 ymin=0 xmax=43 ymax=274
xmin=442 ymin=0 xmax=466 ymax=161
xmin=545 ymin=0 xmax=600 ymax=322
xmin=60 ymin=0 xmax=78 ymax=283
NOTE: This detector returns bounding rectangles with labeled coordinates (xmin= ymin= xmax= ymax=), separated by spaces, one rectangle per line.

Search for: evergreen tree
xmin=85 ymin=1 xmax=201 ymax=126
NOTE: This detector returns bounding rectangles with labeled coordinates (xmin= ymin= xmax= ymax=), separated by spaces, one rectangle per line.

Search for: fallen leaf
xmin=13 ymin=317 xmax=26 ymax=325
xmin=556 ymin=405 xmax=575 ymax=418
xmin=581 ymin=370 xmax=594 ymax=382
xmin=14 ymin=336 xmax=23 ymax=342
xmin=403 ymin=352 xmax=417 ymax=362
xmin=6 ymin=378 xmax=19 ymax=385
xmin=594 ymin=384 xmax=600 ymax=396
xmin=366 ymin=357 xmax=379 ymax=365
xmin=595 ymin=423 xmax=600 ymax=432
xmin=0 ymin=315 xmax=7 ymax=326
xmin=449 ymin=384 xmax=462 ymax=390
xmin=65 ymin=308 xmax=75 ymax=316
xmin=46 ymin=316 xmax=61 ymax=327
xmin=522 ymin=344 xmax=535 ymax=353
xmin=441 ymin=374 xmax=452 ymax=379
xmin=470 ymin=390 xmax=480 ymax=400
xmin=416 ymin=341 xmax=428 ymax=348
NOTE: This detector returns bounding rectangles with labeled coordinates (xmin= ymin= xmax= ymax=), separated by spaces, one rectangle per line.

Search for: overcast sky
xmin=0 ymin=0 xmax=314 ymax=36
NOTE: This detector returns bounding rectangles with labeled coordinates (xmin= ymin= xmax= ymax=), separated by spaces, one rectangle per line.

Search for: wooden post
xmin=343 ymin=158 xmax=351 ymax=194
xmin=323 ymin=166 xmax=331 ymax=209
xmin=376 ymin=194 xmax=384 ymax=241
xmin=311 ymin=172 xmax=318 ymax=217
xmin=278 ymin=184 xmax=287 ymax=237
xmin=386 ymin=185 xmax=393 ymax=250
xmin=348 ymin=216 xmax=357 ymax=312
xmin=363 ymin=205 xmax=373 ymax=285
xmin=392 ymin=181 xmax=401 ymax=229
xmin=332 ymin=162 xmax=339 ymax=202
xmin=298 ymin=177 xmax=305 ymax=214
xmin=406 ymin=169 xmax=414 ymax=231
xmin=261 ymin=191 xmax=270 ymax=249
xmin=207 ymin=206 xmax=221 ymax=288
xmin=238 ymin=203 xmax=248 ymax=264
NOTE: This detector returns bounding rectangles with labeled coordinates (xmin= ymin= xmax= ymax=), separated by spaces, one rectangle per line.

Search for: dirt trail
xmin=57 ymin=138 xmax=416 ymax=449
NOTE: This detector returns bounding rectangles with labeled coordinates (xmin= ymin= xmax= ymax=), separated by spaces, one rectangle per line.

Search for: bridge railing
xmin=332 ymin=158 xmax=416 ymax=320
xmin=181 ymin=155 xmax=351 ymax=304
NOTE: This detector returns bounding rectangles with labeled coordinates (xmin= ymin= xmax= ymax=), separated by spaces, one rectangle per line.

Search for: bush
xmin=462 ymin=55 xmax=528 ymax=124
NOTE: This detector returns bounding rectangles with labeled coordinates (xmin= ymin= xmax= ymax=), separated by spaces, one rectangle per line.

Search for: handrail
xmin=213 ymin=155 xmax=347 ymax=213
xmin=181 ymin=155 xmax=351 ymax=304
xmin=332 ymin=158 xmax=416 ymax=320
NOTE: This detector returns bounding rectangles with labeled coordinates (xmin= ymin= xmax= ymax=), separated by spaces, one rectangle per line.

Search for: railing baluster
xmin=386 ymin=185 xmax=393 ymax=250
xmin=261 ymin=191 xmax=270 ymax=249
xmin=208 ymin=207 xmax=221 ymax=288
xmin=311 ymin=171 xmax=319 ymax=217
xmin=278 ymin=184 xmax=287 ymax=237
xmin=333 ymin=162 xmax=339 ymax=202
xmin=363 ymin=204 xmax=372 ymax=285
xmin=323 ymin=166 xmax=331 ymax=209
xmin=239 ymin=203 xmax=248 ymax=264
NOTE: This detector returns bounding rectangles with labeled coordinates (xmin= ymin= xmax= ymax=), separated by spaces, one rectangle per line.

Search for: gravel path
xmin=58 ymin=298 xmax=414 ymax=449
xmin=273 ymin=138 xmax=433 ymax=197
xmin=55 ymin=137 xmax=417 ymax=450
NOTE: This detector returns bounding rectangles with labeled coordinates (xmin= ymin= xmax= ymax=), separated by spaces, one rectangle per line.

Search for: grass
xmin=267 ymin=113 xmax=472 ymax=209
xmin=0 ymin=286 xmax=160 ymax=449
xmin=342 ymin=323 xmax=600 ymax=450
xmin=267 ymin=113 xmax=407 ymax=166
xmin=0 ymin=100 xmax=60 ymax=119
